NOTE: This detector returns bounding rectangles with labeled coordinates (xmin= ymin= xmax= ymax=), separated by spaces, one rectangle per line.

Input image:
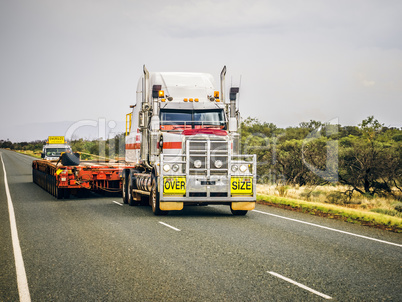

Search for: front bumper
xmin=159 ymin=153 xmax=256 ymax=204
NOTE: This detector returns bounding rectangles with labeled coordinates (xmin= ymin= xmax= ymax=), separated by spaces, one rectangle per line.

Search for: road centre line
xmin=159 ymin=221 xmax=181 ymax=231
xmin=268 ymin=271 xmax=332 ymax=300
xmin=1 ymin=153 xmax=31 ymax=302
xmin=252 ymin=209 xmax=402 ymax=247
xmin=112 ymin=200 xmax=123 ymax=206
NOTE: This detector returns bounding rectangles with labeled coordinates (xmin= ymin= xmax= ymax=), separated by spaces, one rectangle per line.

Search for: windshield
xmin=160 ymin=109 xmax=226 ymax=131
xmin=45 ymin=148 xmax=70 ymax=157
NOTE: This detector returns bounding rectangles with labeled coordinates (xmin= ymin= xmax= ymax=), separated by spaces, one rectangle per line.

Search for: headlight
xmin=214 ymin=160 xmax=223 ymax=168
xmin=239 ymin=164 xmax=247 ymax=172
xmin=231 ymin=165 xmax=238 ymax=172
xmin=163 ymin=164 xmax=170 ymax=172
xmin=194 ymin=160 xmax=202 ymax=168
xmin=172 ymin=164 xmax=179 ymax=172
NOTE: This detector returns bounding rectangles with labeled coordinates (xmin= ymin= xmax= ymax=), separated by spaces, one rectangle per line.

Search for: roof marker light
xmin=184 ymin=98 xmax=188 ymax=102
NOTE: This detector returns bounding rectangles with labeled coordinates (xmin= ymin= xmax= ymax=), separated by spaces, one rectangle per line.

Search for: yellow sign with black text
xmin=48 ymin=136 xmax=65 ymax=144
xmin=163 ymin=177 xmax=186 ymax=195
xmin=231 ymin=177 xmax=253 ymax=195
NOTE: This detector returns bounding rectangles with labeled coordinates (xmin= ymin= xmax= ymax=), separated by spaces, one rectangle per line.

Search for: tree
xmin=338 ymin=117 xmax=398 ymax=197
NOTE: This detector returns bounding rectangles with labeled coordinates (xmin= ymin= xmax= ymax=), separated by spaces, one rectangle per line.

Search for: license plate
xmin=163 ymin=177 xmax=186 ymax=195
xmin=231 ymin=177 xmax=253 ymax=195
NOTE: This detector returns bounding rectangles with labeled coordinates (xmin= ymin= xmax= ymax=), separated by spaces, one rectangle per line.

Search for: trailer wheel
xmin=55 ymin=186 xmax=64 ymax=200
xmin=150 ymin=174 xmax=168 ymax=216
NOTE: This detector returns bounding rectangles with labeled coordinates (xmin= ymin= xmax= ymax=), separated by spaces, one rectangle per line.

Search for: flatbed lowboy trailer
xmin=32 ymin=159 xmax=130 ymax=199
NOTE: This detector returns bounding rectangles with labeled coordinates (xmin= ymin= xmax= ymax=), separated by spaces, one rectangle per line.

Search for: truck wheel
xmin=128 ymin=179 xmax=141 ymax=206
xmin=122 ymin=173 xmax=129 ymax=204
xmin=150 ymin=175 xmax=168 ymax=216
xmin=230 ymin=207 xmax=248 ymax=216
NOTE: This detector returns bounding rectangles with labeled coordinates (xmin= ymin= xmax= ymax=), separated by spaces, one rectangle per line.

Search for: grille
xmin=187 ymin=139 xmax=229 ymax=175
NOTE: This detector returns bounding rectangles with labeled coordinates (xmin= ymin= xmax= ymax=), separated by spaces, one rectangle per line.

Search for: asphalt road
xmin=1 ymin=149 xmax=401 ymax=301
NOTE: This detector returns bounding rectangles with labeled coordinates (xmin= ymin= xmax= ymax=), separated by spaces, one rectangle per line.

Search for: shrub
xmin=326 ymin=191 xmax=348 ymax=205
xmin=394 ymin=202 xmax=402 ymax=213
xmin=276 ymin=185 xmax=289 ymax=197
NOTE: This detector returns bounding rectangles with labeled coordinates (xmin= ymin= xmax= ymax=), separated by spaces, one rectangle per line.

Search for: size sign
xmin=231 ymin=177 xmax=253 ymax=195
xmin=163 ymin=177 xmax=186 ymax=195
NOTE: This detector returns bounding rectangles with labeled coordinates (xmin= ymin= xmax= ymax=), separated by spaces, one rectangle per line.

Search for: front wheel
xmin=230 ymin=207 xmax=248 ymax=216
xmin=150 ymin=175 xmax=168 ymax=216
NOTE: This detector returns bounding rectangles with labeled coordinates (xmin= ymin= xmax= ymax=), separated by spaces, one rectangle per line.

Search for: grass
xmin=15 ymin=150 xmax=42 ymax=159
xmin=257 ymin=184 xmax=402 ymax=232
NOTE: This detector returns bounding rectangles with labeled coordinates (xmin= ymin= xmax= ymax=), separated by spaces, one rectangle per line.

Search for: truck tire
xmin=230 ymin=205 xmax=248 ymax=216
xmin=122 ymin=171 xmax=129 ymax=204
xmin=150 ymin=174 xmax=168 ymax=216
xmin=128 ymin=178 xmax=141 ymax=206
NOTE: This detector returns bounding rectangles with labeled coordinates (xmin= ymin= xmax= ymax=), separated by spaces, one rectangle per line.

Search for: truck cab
xmin=123 ymin=66 xmax=256 ymax=215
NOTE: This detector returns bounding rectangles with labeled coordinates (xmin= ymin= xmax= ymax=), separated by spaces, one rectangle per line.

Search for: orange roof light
xmin=214 ymin=91 xmax=219 ymax=98
xmin=158 ymin=90 xmax=164 ymax=98
xmin=184 ymin=98 xmax=188 ymax=102
xmin=194 ymin=98 xmax=199 ymax=102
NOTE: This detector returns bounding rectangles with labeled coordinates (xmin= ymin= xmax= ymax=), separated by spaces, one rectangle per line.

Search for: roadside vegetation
xmin=1 ymin=116 xmax=401 ymax=230
xmin=240 ymin=116 xmax=401 ymax=231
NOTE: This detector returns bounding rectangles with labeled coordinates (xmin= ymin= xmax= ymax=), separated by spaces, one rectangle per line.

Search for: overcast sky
xmin=1 ymin=0 xmax=401 ymax=142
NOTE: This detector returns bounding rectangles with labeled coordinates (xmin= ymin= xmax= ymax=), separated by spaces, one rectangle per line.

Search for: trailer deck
xmin=32 ymin=159 xmax=132 ymax=199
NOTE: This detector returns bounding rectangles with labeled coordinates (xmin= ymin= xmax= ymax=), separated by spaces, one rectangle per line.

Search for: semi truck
xmin=121 ymin=66 xmax=256 ymax=215
xmin=32 ymin=66 xmax=256 ymax=215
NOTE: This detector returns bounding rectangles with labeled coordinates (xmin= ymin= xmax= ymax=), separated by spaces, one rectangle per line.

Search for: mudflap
xmin=231 ymin=202 xmax=255 ymax=211
xmin=160 ymin=202 xmax=184 ymax=211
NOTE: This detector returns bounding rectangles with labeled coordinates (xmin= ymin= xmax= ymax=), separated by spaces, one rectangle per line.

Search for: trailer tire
xmin=150 ymin=174 xmax=168 ymax=216
xmin=61 ymin=152 xmax=80 ymax=166
xmin=55 ymin=186 xmax=64 ymax=199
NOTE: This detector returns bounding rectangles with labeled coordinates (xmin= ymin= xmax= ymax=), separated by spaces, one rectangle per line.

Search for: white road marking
xmin=159 ymin=221 xmax=181 ymax=232
xmin=1 ymin=153 xmax=31 ymax=302
xmin=268 ymin=271 xmax=332 ymax=300
xmin=112 ymin=200 xmax=123 ymax=206
xmin=253 ymin=209 xmax=402 ymax=247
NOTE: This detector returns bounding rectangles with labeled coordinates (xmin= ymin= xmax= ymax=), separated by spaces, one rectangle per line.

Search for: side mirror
xmin=41 ymin=153 xmax=45 ymax=158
